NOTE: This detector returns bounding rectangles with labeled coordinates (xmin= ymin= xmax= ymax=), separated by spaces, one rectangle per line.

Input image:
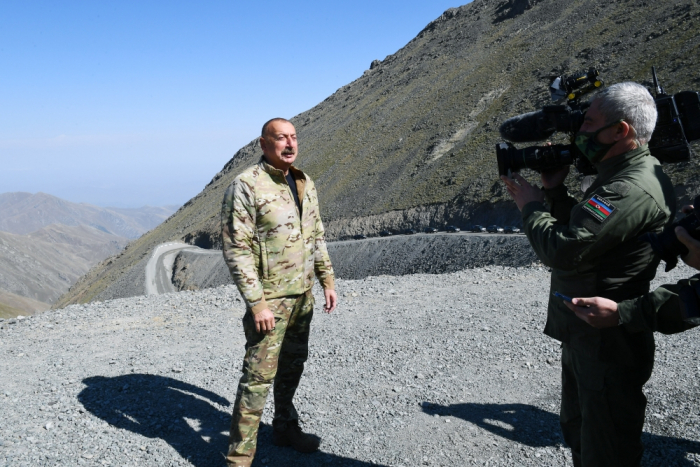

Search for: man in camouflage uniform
xmin=221 ymin=118 xmax=337 ymax=467
xmin=501 ymin=82 xmax=675 ymax=466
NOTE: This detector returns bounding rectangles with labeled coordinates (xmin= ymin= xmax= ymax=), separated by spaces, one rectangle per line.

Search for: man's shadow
xmin=422 ymin=402 xmax=700 ymax=465
xmin=78 ymin=374 xmax=385 ymax=466
xmin=421 ymin=402 xmax=562 ymax=446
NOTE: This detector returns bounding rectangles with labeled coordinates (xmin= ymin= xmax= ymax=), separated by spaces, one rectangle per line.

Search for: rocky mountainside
xmin=0 ymin=225 xmax=129 ymax=313
xmin=0 ymin=192 xmax=177 ymax=238
xmin=58 ymin=0 xmax=700 ymax=306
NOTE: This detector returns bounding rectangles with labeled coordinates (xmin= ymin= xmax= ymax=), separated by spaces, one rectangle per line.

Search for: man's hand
xmin=564 ymin=297 xmax=619 ymax=328
xmin=254 ymin=308 xmax=275 ymax=334
xmin=324 ymin=289 xmax=338 ymax=313
xmin=677 ymin=226 xmax=700 ymax=269
xmin=500 ymin=173 xmax=545 ymax=211
xmin=541 ymin=165 xmax=569 ymax=189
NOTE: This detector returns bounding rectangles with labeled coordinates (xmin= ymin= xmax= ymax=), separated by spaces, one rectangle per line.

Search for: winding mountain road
xmin=144 ymin=243 xmax=216 ymax=296
xmin=143 ymin=231 xmax=524 ymax=296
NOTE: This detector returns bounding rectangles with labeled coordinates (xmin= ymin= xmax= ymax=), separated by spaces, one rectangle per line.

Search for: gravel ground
xmin=2 ymin=264 xmax=700 ymax=466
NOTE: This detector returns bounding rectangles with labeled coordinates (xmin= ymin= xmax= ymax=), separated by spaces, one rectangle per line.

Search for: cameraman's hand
xmin=500 ymin=173 xmax=545 ymax=211
xmin=541 ymin=165 xmax=570 ymax=189
xmin=565 ymin=296 xmax=619 ymax=328
xmin=677 ymin=226 xmax=700 ymax=270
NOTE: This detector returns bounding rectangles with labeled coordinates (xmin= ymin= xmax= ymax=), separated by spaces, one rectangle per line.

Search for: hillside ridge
xmin=0 ymin=192 xmax=178 ymax=238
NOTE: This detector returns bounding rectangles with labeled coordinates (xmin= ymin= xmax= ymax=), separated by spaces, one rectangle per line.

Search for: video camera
xmin=643 ymin=195 xmax=700 ymax=332
xmin=647 ymin=68 xmax=700 ymax=163
xmin=496 ymin=67 xmax=700 ymax=177
xmin=642 ymin=195 xmax=700 ymax=271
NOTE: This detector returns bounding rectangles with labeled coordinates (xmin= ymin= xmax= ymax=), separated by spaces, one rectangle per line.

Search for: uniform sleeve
xmin=543 ymin=184 xmax=579 ymax=225
xmin=617 ymin=274 xmax=700 ymax=333
xmin=522 ymin=182 xmax=663 ymax=271
xmin=308 ymin=184 xmax=335 ymax=290
xmin=221 ymin=179 xmax=268 ymax=314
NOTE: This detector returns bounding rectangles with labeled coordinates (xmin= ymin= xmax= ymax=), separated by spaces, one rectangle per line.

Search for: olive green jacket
xmin=617 ymin=274 xmax=700 ymax=334
xmin=522 ymin=146 xmax=675 ymax=363
xmin=221 ymin=158 xmax=335 ymax=315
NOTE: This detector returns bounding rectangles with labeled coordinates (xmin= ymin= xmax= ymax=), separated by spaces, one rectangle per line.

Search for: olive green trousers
xmin=560 ymin=343 xmax=653 ymax=467
xmin=226 ymin=291 xmax=314 ymax=467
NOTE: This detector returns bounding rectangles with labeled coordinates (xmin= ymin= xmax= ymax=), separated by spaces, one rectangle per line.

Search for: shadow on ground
xmin=421 ymin=402 xmax=562 ymax=447
xmin=78 ymin=374 xmax=384 ymax=466
xmin=422 ymin=402 xmax=700 ymax=466
xmin=251 ymin=423 xmax=386 ymax=467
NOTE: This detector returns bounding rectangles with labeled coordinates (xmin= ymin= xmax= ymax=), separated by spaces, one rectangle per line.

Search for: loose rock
xmin=1 ymin=265 xmax=699 ymax=466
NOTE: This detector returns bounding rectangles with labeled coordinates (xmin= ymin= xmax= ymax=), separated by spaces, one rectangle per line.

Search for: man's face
xmin=260 ymin=121 xmax=297 ymax=172
xmin=579 ymin=99 xmax=618 ymax=144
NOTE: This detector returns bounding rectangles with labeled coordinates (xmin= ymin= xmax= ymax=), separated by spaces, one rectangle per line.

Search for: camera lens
xmin=496 ymin=142 xmax=575 ymax=176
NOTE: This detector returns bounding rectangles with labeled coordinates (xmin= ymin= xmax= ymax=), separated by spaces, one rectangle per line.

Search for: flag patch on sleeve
xmin=582 ymin=195 xmax=616 ymax=222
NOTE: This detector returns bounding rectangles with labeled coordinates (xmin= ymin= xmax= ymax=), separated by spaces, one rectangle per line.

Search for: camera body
xmin=496 ymin=67 xmax=700 ymax=176
xmin=642 ymin=195 xmax=700 ymax=271
xmin=648 ymin=89 xmax=700 ymax=163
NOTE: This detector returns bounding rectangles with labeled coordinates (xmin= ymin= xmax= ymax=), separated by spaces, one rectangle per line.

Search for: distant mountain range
xmin=0 ymin=192 xmax=178 ymax=238
xmin=0 ymin=192 xmax=179 ymax=317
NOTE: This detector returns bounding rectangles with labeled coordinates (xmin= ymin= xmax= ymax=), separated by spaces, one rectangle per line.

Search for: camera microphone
xmin=498 ymin=110 xmax=556 ymax=142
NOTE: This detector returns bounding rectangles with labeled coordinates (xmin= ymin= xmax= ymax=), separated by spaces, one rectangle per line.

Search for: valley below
xmin=0 ymin=225 xmax=129 ymax=318
xmin=0 ymin=193 xmax=179 ymax=317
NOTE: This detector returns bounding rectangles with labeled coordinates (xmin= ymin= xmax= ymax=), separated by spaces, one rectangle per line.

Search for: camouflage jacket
xmin=221 ymin=158 xmax=335 ymax=314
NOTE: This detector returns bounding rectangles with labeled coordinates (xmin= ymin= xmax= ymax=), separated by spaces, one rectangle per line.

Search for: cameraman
xmin=566 ymin=223 xmax=700 ymax=333
xmin=501 ymin=82 xmax=676 ymax=467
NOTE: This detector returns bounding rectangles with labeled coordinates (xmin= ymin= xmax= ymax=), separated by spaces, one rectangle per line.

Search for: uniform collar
xmin=595 ymin=145 xmax=651 ymax=181
xmin=259 ymin=156 xmax=305 ymax=180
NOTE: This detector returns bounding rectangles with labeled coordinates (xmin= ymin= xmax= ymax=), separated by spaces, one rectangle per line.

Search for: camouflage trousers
xmin=225 ymin=290 xmax=314 ymax=467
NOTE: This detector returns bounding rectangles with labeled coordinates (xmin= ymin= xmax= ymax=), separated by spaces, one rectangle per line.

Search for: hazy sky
xmin=1 ymin=1 xmax=461 ymax=208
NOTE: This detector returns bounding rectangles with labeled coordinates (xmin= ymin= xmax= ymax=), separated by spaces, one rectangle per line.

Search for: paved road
xmin=144 ymin=243 xmax=209 ymax=296
xmin=333 ymin=230 xmax=520 ymax=245
xmin=144 ymin=232 xmax=522 ymax=295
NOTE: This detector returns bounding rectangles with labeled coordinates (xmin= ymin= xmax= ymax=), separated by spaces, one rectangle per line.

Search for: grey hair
xmin=594 ymin=82 xmax=657 ymax=144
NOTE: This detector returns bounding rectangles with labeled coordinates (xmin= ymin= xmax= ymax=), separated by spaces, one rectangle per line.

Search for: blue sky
xmin=0 ymin=1 xmax=461 ymax=208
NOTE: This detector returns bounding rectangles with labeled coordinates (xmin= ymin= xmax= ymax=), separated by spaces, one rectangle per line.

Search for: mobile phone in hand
xmin=553 ymin=291 xmax=572 ymax=302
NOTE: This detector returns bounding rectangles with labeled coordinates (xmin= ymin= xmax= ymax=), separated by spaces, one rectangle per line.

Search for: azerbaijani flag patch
xmin=582 ymin=195 xmax=616 ymax=222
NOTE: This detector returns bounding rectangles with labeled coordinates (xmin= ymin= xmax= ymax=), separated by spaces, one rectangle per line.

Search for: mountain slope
xmin=0 ymin=193 xmax=177 ymax=316
xmin=0 ymin=192 xmax=177 ymax=238
xmin=0 ymin=225 xmax=129 ymax=308
xmin=0 ymin=289 xmax=50 ymax=319
xmin=58 ymin=0 xmax=700 ymax=306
